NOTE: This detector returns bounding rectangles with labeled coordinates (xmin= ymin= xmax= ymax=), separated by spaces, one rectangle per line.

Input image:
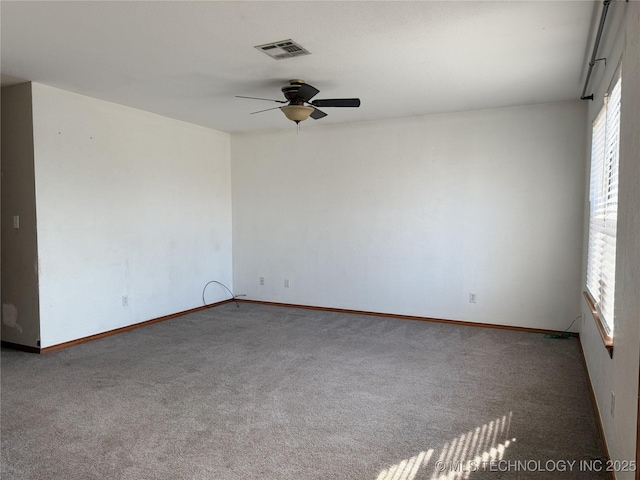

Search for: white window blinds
xmin=586 ymin=75 xmax=621 ymax=336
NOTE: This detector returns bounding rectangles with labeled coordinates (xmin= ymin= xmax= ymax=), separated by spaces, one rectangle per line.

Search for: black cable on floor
xmin=544 ymin=315 xmax=581 ymax=339
xmin=202 ymin=281 xmax=245 ymax=308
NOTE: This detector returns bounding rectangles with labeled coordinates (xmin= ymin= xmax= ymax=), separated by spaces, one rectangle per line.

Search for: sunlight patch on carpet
xmin=376 ymin=449 xmax=434 ymax=480
xmin=376 ymin=412 xmax=515 ymax=480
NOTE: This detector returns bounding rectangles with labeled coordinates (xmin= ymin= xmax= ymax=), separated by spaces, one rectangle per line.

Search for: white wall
xmin=30 ymin=84 xmax=233 ymax=348
xmin=231 ymin=101 xmax=586 ymax=331
xmin=1 ymin=83 xmax=41 ymax=347
xmin=580 ymin=3 xmax=640 ymax=477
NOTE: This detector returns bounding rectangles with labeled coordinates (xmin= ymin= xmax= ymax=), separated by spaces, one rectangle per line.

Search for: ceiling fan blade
xmin=311 ymin=98 xmax=361 ymax=108
xmin=295 ymin=83 xmax=320 ymax=102
xmin=236 ymin=95 xmax=287 ymax=104
xmin=310 ymin=108 xmax=327 ymax=120
xmin=250 ymin=106 xmax=283 ymax=115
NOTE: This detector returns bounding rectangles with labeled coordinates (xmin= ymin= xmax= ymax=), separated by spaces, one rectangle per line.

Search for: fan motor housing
xmin=281 ymin=80 xmax=305 ymax=102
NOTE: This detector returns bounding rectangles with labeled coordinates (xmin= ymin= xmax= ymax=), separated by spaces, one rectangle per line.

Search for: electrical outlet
xmin=284 ymin=279 xmax=290 ymax=288
xmin=260 ymin=276 xmax=264 ymax=285
xmin=122 ymin=295 xmax=129 ymax=307
xmin=611 ymin=391 xmax=615 ymax=418
xmin=13 ymin=215 xmax=20 ymax=229
xmin=469 ymin=293 xmax=476 ymax=303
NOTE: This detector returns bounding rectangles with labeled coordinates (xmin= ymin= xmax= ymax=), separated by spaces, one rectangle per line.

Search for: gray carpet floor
xmin=1 ymin=303 xmax=607 ymax=479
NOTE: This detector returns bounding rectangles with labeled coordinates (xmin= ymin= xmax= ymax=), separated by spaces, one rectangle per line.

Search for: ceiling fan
xmin=236 ymin=79 xmax=361 ymax=124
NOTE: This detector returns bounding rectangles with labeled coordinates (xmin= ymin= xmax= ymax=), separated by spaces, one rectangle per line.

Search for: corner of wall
xmin=1 ymin=82 xmax=42 ymax=348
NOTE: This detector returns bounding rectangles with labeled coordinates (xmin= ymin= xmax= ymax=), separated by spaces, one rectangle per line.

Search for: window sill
xmin=583 ymin=291 xmax=613 ymax=358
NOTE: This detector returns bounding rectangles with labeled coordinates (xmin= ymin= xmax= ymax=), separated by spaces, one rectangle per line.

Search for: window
xmin=585 ymin=73 xmax=621 ymax=345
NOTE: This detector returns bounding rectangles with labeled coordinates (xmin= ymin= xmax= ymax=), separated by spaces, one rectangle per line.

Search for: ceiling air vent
xmin=255 ymin=39 xmax=310 ymax=60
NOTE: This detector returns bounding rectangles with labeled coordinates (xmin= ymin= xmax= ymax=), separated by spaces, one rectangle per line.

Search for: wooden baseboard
xmin=4 ymin=297 xmax=576 ymax=353
xmin=0 ymin=299 xmax=232 ymax=355
xmin=577 ymin=336 xmax=614 ymax=480
xmin=40 ymin=299 xmax=233 ymax=354
xmin=236 ymin=299 xmax=576 ymax=336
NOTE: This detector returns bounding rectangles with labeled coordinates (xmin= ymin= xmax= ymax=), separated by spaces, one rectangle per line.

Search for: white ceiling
xmin=1 ymin=1 xmax=598 ymax=133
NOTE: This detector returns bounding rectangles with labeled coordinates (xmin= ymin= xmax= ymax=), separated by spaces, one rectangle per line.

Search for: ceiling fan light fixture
xmin=237 ymin=80 xmax=360 ymax=126
xmin=280 ymin=105 xmax=314 ymax=123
